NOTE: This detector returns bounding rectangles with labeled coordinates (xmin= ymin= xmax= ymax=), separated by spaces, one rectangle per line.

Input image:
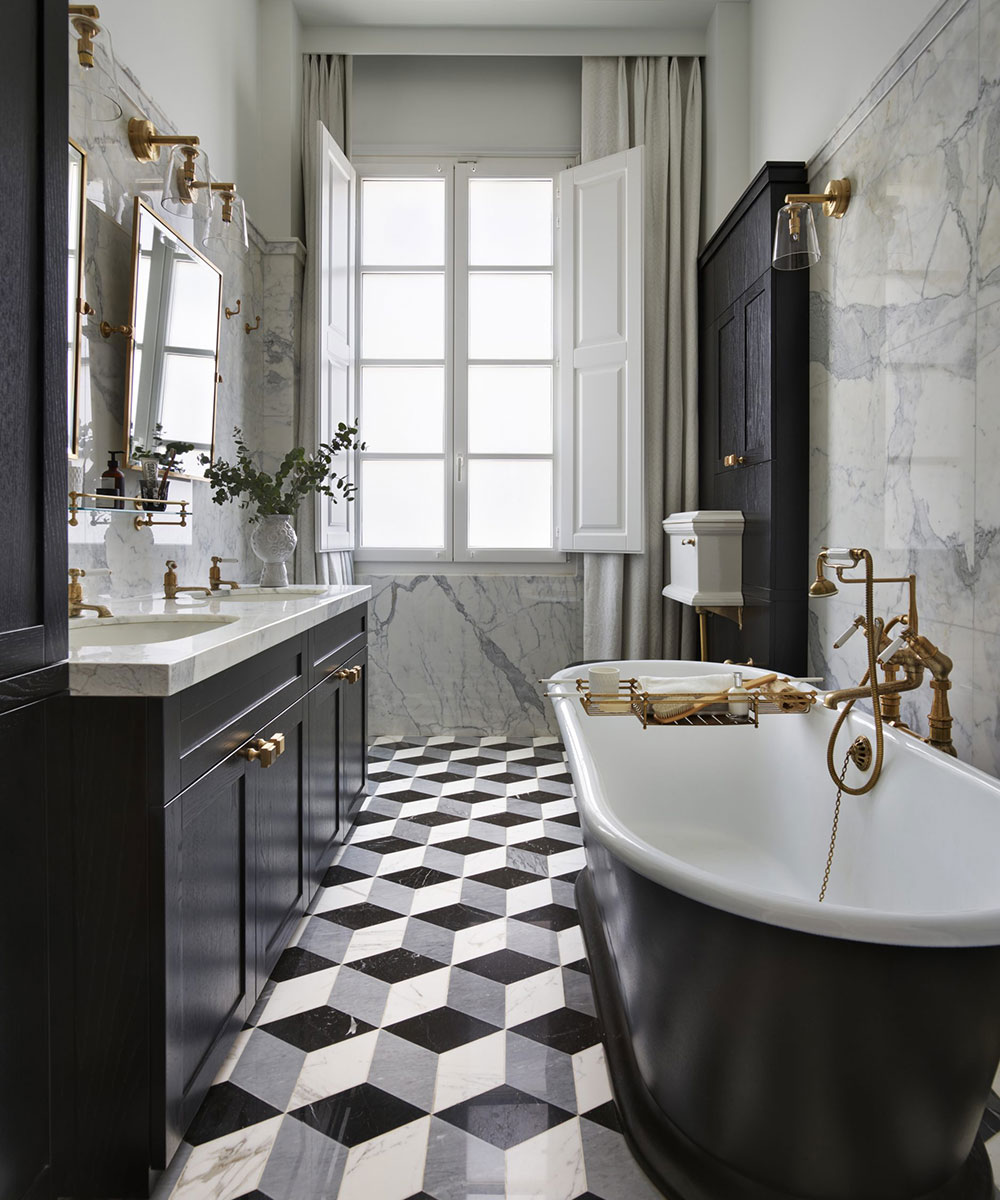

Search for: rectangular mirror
xmin=68 ymin=139 xmax=86 ymax=458
xmin=125 ymin=197 xmax=222 ymax=477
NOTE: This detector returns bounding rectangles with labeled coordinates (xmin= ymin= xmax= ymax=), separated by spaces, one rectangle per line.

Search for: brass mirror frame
xmin=68 ymin=137 xmax=87 ymax=458
xmin=123 ymin=196 xmax=223 ymax=479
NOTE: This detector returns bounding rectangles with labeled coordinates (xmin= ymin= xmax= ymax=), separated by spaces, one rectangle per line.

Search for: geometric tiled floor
xmin=153 ymin=736 xmax=666 ymax=1200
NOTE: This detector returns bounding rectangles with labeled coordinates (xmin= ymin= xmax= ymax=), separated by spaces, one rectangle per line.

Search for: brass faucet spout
xmin=69 ymin=601 xmax=114 ymax=619
xmin=822 ymin=668 xmax=923 ymax=710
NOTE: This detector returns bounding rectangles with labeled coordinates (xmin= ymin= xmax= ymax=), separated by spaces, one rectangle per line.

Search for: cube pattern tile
xmin=152 ymin=736 xmax=662 ymax=1200
xmin=153 ymin=735 xmax=1000 ymax=1200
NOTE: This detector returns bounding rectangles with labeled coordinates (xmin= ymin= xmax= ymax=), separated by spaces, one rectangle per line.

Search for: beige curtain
xmin=296 ymin=53 xmax=354 ymax=585
xmin=581 ymin=57 xmax=702 ymax=660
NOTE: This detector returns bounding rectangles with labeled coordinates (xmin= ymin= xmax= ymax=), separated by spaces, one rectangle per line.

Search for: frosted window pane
xmin=362 ymin=179 xmax=445 ymax=265
xmin=468 ymin=366 xmax=552 ymax=453
xmin=469 ymin=179 xmax=553 ymax=265
xmin=362 ymin=274 xmax=444 ymax=359
xmin=361 ymin=366 xmax=445 ymax=453
xmin=166 ymin=258 xmax=218 ymax=350
xmin=468 ymin=274 xmax=552 ymax=359
xmin=159 ymin=354 xmax=216 ymax=449
xmin=361 ymin=459 xmax=445 ymax=547
xmin=468 ymin=460 xmax=553 ymax=549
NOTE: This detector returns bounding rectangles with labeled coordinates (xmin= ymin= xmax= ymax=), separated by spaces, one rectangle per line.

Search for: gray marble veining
xmin=808 ymin=0 xmax=999 ymax=776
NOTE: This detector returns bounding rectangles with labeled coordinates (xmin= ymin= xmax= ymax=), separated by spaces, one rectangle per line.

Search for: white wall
xmin=351 ymin=56 xmax=582 ymax=155
xmin=747 ymin=0 xmax=942 ymax=169
xmin=703 ymin=1 xmax=750 ymax=240
xmin=98 ymin=0 xmax=262 ymax=224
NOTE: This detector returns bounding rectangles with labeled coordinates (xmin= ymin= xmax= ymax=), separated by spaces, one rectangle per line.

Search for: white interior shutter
xmin=314 ymin=120 xmax=356 ymax=551
xmin=557 ymin=146 xmax=644 ymax=553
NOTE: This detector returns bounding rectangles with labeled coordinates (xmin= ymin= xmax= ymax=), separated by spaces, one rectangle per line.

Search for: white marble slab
xmin=68 ymin=586 xmax=369 ymax=696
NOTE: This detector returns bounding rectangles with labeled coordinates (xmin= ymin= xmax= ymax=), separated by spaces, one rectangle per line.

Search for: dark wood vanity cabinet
xmin=697 ymin=162 xmax=810 ymax=675
xmin=57 ymin=605 xmax=368 ymax=1198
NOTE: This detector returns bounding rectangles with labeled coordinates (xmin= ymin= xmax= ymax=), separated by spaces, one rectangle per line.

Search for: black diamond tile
xmin=445 ymin=789 xmax=504 ymax=806
xmin=437 ymin=1083 xmax=572 ymax=1149
xmin=420 ymin=771 xmax=470 ymax=784
xmin=316 ymin=902 xmax=405 ymax=930
xmin=547 ymin=771 xmax=574 ymax=784
xmin=270 ymin=946 xmax=339 ymax=982
xmin=474 ymin=811 xmax=535 ymax=828
xmin=469 ymin=866 xmax=544 ymax=889
xmin=454 ymin=755 xmax=503 ymax=766
xmin=185 ymin=1081 xmax=281 ymax=1146
xmin=435 ymin=836 xmax=498 ymax=856
xmin=512 ymin=903 xmax=579 ymax=932
xmin=233 ymin=1191 xmax=275 ymax=1199
xmin=387 ymin=1006 xmax=499 ymax=1054
xmin=351 ymin=808 xmax=394 ymax=825
xmin=381 ymin=788 xmax=438 ymax=803
xmin=366 ymin=769 xmax=409 ymax=782
xmin=428 ymin=741 xmax=477 ymax=752
xmin=457 ymin=948 xmax=551 ymax=985
xmin=261 ymin=1006 xmax=375 ymax=1053
xmin=582 ymin=1100 xmax=622 ymax=1132
xmin=417 ymin=903 xmax=498 ymax=931
xmin=980 ymin=1106 xmax=1000 ymax=1141
xmin=404 ymin=811 xmax=465 ymax=827
xmin=484 ymin=770 xmax=534 ymax=784
xmin=487 ymin=741 xmax=530 ymax=751
xmin=348 ymin=948 xmax=445 ymax=983
xmin=564 ymin=958 xmax=591 ymax=975
xmin=515 ymin=791 xmax=566 ymax=806
xmin=510 ymin=755 xmax=561 ymax=767
xmin=291 ymin=1082 xmax=425 ymax=1146
xmin=401 ymin=753 xmax=451 ymax=765
xmin=384 ymin=865 xmax=457 ymax=889
xmin=511 ymin=1007 xmax=602 ymax=1055
xmin=512 ymin=836 xmax=577 ymax=856
xmin=557 ymin=867 xmax=583 ymax=884
xmin=376 ymin=741 xmax=420 ymax=753
xmin=402 ymin=1194 xmax=437 ymax=1200
xmin=320 ymin=864 xmax=369 ymax=889
xmin=354 ymin=835 xmax=422 ymax=856
xmin=550 ymin=811 xmax=581 ymax=827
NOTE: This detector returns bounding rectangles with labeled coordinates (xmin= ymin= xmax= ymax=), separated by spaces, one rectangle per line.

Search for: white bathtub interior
xmin=551 ymin=661 xmax=1000 ymax=946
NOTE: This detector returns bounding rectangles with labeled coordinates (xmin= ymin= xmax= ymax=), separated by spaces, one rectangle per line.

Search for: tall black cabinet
xmin=0 ymin=2 xmax=67 ymax=1200
xmin=697 ymin=163 xmax=810 ymax=675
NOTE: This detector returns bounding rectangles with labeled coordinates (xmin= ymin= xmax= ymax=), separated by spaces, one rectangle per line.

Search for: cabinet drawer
xmin=308 ymin=606 xmax=367 ymax=688
xmin=171 ymin=637 xmax=307 ymax=798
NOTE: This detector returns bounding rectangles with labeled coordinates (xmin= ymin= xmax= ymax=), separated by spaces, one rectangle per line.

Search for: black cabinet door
xmin=711 ymin=278 xmax=772 ymax=476
xmin=0 ymin=700 xmax=52 ymax=1200
xmin=306 ymin=670 xmax=342 ymax=888
xmin=163 ymin=753 xmax=253 ymax=1161
xmin=340 ymin=649 xmax=368 ymax=825
xmin=252 ymin=699 xmax=307 ymax=989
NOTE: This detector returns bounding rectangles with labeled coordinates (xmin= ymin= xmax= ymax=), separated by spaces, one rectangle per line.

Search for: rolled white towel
xmin=638 ymin=672 xmax=736 ymax=720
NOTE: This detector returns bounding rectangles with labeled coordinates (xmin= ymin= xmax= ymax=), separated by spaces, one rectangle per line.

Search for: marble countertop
xmin=68 ymin=584 xmax=370 ymax=698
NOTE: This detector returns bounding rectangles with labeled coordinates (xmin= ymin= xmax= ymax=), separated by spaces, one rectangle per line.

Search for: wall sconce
xmin=772 ymin=179 xmax=851 ymax=271
xmin=68 ymin=5 xmax=122 ymax=122
xmin=203 ymin=186 xmax=249 ymax=252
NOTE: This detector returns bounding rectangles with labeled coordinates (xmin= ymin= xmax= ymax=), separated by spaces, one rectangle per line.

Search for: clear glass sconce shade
xmin=772 ymin=202 xmax=821 ymax=271
xmin=202 ymin=192 xmax=249 ymax=254
xmin=68 ymin=12 xmax=122 ymax=122
xmin=161 ymin=145 xmax=213 ymax=220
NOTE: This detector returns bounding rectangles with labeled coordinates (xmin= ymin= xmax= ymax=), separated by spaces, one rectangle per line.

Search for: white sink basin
xmin=69 ymin=615 xmax=240 ymax=647
xmin=216 ymin=586 xmax=328 ymax=600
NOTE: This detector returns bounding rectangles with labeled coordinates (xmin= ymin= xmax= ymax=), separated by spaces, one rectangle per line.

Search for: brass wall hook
xmin=77 ymin=298 xmax=95 ymax=316
xmin=99 ymin=320 xmax=133 ymax=339
xmin=244 ymin=315 xmax=261 ymax=334
xmin=225 ymin=299 xmax=241 ymax=319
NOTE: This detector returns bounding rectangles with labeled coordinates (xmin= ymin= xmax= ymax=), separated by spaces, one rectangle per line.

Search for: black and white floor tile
xmin=153 ymin=736 xmax=664 ymax=1200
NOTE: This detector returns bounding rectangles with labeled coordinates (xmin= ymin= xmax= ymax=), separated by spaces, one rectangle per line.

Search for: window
xmin=354 ymin=158 xmax=566 ymax=563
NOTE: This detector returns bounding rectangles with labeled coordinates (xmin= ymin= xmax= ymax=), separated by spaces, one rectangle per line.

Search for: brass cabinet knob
xmin=271 ymin=732 xmax=286 ymax=757
xmin=243 ymin=737 xmax=276 ymax=768
xmin=334 ymin=665 xmax=363 ymax=684
xmin=681 ymin=537 xmax=696 ymax=546
xmin=723 ymin=453 xmax=747 ymax=467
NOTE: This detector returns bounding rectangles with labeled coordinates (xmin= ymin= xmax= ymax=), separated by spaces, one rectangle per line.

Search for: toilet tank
xmin=661 ymin=510 xmax=744 ymax=606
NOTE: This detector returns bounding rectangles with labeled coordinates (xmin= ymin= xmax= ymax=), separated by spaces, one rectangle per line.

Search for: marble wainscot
xmin=68 ymin=586 xmax=369 ymax=697
xmin=807 ymin=0 xmax=1000 ymax=777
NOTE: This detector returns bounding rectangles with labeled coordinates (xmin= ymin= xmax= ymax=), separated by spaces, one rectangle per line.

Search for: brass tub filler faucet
xmin=809 ymin=547 xmax=955 ymax=795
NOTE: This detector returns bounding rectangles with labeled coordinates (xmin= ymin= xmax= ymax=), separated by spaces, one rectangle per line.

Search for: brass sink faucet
xmin=163 ymin=560 xmax=212 ymax=600
xmin=68 ymin=567 xmax=113 ymax=618
xmin=808 ymin=547 xmax=956 ymax=793
xmin=209 ymin=555 xmax=240 ymax=591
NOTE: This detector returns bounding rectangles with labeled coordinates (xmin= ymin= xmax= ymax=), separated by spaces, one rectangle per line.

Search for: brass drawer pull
xmin=334 ymin=665 xmax=363 ymax=684
xmin=243 ymin=737 xmax=276 ymax=768
xmin=724 ymin=453 xmax=747 ymax=467
xmin=270 ymin=732 xmax=286 ymax=757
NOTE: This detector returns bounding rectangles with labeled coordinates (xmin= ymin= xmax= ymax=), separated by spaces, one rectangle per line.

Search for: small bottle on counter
xmin=728 ymin=671 xmax=751 ymax=722
xmin=100 ymin=450 xmax=125 ymax=510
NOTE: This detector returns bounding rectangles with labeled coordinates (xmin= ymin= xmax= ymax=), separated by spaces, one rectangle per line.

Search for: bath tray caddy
xmin=550 ymin=676 xmax=816 ymax=729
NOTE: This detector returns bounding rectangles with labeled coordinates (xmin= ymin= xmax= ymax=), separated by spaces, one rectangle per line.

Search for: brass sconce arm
xmin=784 ymin=178 xmax=851 ymax=218
xmin=128 ymin=118 xmax=200 ymax=163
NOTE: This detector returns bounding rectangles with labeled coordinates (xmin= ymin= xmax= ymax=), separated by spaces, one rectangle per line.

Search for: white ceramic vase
xmin=250 ymin=513 xmax=297 ymax=587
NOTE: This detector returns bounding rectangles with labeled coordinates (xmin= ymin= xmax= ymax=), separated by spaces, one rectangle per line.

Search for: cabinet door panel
xmin=743 ymin=281 xmax=772 ymax=462
xmin=254 ymin=710 xmax=306 ymax=987
xmin=164 ymin=755 xmax=251 ymax=1154
xmin=307 ymin=674 xmax=342 ymax=887
xmin=716 ymin=308 xmax=744 ymax=468
xmin=340 ymin=649 xmax=368 ymax=824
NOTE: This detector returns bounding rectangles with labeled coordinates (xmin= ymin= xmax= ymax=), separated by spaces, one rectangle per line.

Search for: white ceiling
xmin=291 ymin=0 xmax=731 ymax=32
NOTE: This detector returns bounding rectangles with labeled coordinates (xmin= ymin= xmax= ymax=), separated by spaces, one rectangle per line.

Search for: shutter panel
xmin=314 ymin=121 xmax=356 ymax=551
xmin=557 ymin=146 xmax=644 ymax=553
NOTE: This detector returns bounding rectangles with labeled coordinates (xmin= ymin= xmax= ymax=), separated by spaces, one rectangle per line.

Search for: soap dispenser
xmin=728 ymin=670 xmax=751 ymax=722
xmin=100 ymin=450 xmax=125 ymax=510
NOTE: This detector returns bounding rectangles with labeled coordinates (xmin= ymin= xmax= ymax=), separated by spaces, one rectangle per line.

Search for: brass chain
xmin=818 ymin=747 xmax=854 ymax=903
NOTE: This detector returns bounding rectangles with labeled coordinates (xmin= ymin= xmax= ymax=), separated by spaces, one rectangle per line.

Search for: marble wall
xmin=67 ymin=66 xmax=299 ymax=604
xmin=807 ymin=0 xmax=1000 ymax=775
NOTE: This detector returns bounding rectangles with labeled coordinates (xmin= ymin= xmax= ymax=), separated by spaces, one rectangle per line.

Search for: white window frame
xmin=352 ymin=155 xmax=572 ymax=566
